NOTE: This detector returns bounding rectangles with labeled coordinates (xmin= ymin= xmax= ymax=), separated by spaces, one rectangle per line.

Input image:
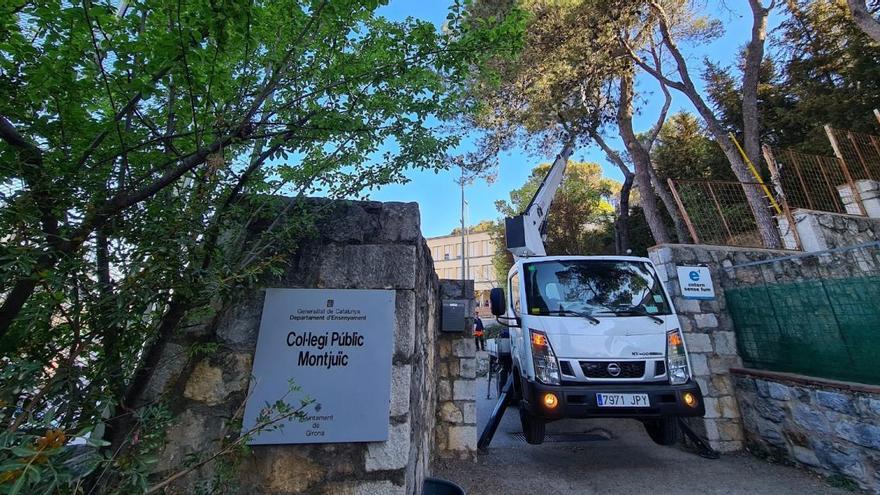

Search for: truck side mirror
xmin=489 ymin=288 xmax=505 ymax=316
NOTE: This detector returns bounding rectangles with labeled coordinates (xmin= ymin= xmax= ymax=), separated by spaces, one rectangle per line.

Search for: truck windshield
xmin=522 ymin=260 xmax=671 ymax=317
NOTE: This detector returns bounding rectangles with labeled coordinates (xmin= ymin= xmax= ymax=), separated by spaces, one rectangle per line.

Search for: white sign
xmin=676 ymin=266 xmax=716 ymax=300
xmin=242 ymin=288 xmax=395 ymax=445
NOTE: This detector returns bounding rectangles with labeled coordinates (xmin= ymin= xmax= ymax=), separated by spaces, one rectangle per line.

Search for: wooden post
xmin=667 ymin=178 xmax=700 ymax=244
xmin=874 ymin=109 xmax=880 ymax=127
xmin=825 ymin=125 xmax=868 ymax=216
xmin=764 ymin=146 xmax=802 ymax=251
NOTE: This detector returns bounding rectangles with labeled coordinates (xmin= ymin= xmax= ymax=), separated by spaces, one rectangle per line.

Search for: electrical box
xmin=440 ymin=299 xmax=469 ymax=333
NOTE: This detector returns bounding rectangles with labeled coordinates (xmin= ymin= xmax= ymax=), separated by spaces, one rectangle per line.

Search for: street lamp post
xmin=460 ymin=166 xmax=466 ymax=295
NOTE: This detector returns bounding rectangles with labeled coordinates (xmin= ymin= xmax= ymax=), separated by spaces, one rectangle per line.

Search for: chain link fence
xmin=723 ymin=242 xmax=880 ymax=385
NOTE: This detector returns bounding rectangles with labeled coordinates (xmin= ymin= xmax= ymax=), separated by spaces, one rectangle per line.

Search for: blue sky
xmin=371 ymin=1 xmax=779 ymax=238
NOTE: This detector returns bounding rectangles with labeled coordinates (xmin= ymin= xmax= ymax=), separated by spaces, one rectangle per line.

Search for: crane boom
xmin=504 ymin=141 xmax=574 ymax=258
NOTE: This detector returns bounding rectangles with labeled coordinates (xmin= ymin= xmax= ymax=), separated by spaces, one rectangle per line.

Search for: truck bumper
xmin=521 ymin=380 xmax=705 ymax=420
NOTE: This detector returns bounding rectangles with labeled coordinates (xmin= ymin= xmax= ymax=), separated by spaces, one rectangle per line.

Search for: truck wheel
xmin=644 ymin=417 xmax=680 ymax=446
xmin=519 ymin=406 xmax=545 ymax=445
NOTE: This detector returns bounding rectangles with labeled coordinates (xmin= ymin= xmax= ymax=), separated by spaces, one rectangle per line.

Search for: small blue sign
xmin=677 ymin=266 xmax=716 ymax=300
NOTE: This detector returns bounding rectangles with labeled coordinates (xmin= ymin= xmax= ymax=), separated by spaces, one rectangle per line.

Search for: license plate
xmin=596 ymin=393 xmax=650 ymax=407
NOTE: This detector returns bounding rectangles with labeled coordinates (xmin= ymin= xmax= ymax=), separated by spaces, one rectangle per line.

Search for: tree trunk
xmin=615 ymin=172 xmax=634 ymax=254
xmin=643 ymin=1 xmax=782 ymax=248
xmin=108 ymin=294 xmax=191 ymax=451
xmin=744 ymin=0 xmax=770 ymax=171
xmin=617 ymin=73 xmax=673 ymax=245
xmin=646 ymin=162 xmax=690 ymax=243
xmin=588 ymin=131 xmax=636 ymax=254
xmin=847 ymin=0 xmax=880 ymax=44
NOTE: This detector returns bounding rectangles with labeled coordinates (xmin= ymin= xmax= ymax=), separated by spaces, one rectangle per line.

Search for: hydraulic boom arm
xmin=505 ymin=140 xmax=574 ymax=258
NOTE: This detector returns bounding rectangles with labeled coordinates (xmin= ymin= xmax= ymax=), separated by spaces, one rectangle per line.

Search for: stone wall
xmin=777 ymin=208 xmax=880 ymax=251
xmin=732 ymin=369 xmax=880 ymax=493
xmin=433 ymin=280 xmax=477 ymax=460
xmin=650 ymin=242 xmax=880 ymax=456
xmin=140 ymin=199 xmax=443 ymax=495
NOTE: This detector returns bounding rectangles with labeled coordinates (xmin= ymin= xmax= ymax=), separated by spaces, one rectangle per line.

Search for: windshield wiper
xmin=543 ymin=309 xmax=600 ymax=325
xmin=602 ymin=308 xmax=664 ymax=324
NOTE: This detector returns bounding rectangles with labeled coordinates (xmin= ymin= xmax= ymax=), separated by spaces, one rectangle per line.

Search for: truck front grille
xmin=580 ymin=360 xmax=645 ymax=379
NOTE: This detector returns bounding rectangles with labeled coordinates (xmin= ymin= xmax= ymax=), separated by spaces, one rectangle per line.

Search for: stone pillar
xmin=838 ymin=179 xmax=880 ymax=217
xmin=139 ymin=199 xmax=441 ymax=495
xmin=433 ymin=279 xmax=477 ymax=460
xmin=777 ymin=208 xmax=880 ymax=252
xmin=650 ymin=245 xmax=745 ymax=452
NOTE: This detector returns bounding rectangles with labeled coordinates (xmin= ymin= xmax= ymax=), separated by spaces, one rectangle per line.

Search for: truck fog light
xmin=543 ymin=393 xmax=558 ymax=409
xmin=683 ymin=392 xmax=697 ymax=408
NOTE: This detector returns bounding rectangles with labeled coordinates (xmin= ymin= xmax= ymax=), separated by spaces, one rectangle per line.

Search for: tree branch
xmin=619 ymin=34 xmax=686 ymax=93
xmin=644 ymin=41 xmax=672 ymax=150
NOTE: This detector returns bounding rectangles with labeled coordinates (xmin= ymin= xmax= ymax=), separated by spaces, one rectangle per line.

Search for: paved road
xmin=434 ymin=373 xmax=853 ymax=495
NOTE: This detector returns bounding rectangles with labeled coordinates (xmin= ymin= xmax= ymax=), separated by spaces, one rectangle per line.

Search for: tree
xmin=652 ymin=112 xmax=732 ymax=180
xmin=492 ymin=161 xmax=617 ymax=281
xmin=706 ymin=1 xmax=880 ymax=154
xmin=846 ymin=0 xmax=880 ymax=43
xmin=624 ymin=0 xmax=783 ymax=249
xmin=0 ymin=1 xmax=517 ymax=490
xmin=456 ymin=0 xmax=683 ymax=253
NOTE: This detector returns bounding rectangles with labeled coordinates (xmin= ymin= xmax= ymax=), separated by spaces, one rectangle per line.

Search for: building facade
xmin=426 ymin=230 xmax=497 ymax=317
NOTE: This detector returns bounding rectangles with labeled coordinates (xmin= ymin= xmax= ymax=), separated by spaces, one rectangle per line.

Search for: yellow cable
xmin=729 ymin=132 xmax=782 ymax=215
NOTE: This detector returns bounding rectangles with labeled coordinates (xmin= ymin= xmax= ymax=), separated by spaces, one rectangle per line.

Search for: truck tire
xmin=519 ymin=406 xmax=545 ymax=445
xmin=644 ymin=417 xmax=680 ymax=446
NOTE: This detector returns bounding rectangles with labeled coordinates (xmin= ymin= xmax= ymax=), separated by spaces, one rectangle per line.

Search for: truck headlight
xmin=530 ymin=329 xmax=560 ymax=385
xmin=666 ymin=329 xmax=690 ymax=385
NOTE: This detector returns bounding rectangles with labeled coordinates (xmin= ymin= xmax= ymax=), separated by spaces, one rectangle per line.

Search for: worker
xmin=473 ymin=311 xmax=485 ymax=351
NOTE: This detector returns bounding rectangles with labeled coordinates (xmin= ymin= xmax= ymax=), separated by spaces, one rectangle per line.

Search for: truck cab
xmin=489 ymin=255 xmax=705 ymax=445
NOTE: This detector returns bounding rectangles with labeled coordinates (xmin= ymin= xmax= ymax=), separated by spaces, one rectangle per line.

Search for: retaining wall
xmin=733 ymin=369 xmax=880 ymax=493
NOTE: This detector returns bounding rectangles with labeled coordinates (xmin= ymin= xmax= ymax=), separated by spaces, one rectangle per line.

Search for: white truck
xmin=486 ymin=142 xmax=705 ymax=446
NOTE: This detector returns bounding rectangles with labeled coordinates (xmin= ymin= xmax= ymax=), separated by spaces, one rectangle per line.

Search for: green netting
xmin=725 ymin=276 xmax=880 ymax=385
